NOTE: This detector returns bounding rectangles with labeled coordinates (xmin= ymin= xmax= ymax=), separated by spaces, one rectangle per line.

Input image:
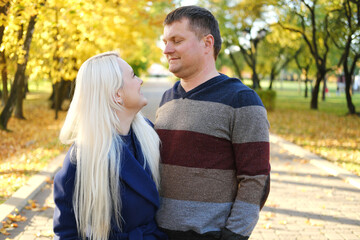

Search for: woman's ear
xmin=115 ymin=91 xmax=123 ymax=105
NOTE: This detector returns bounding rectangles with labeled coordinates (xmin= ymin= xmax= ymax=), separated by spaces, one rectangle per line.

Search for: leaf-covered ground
xmin=268 ymin=109 xmax=360 ymax=175
xmin=0 ymin=91 xmax=67 ymax=204
xmin=267 ymin=81 xmax=360 ymax=176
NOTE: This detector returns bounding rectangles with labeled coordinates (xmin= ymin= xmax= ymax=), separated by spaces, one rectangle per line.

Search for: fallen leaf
xmin=0 ymin=227 xmax=10 ymax=235
xmin=279 ymin=220 xmax=287 ymax=225
xmin=264 ymin=212 xmax=275 ymax=220
xmin=6 ymin=214 xmax=27 ymax=222
xmin=45 ymin=177 xmax=53 ymax=184
xmin=263 ymin=223 xmax=272 ymax=229
xmin=305 ymin=218 xmax=324 ymax=227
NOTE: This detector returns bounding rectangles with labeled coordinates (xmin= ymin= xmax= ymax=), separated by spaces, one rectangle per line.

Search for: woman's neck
xmin=116 ymin=110 xmax=136 ymax=135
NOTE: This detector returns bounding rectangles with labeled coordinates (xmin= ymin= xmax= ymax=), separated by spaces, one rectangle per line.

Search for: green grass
xmin=272 ymin=80 xmax=360 ymax=115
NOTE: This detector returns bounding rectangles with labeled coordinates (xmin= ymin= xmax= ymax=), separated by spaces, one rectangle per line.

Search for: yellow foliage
xmin=1 ymin=0 xmax=172 ymax=84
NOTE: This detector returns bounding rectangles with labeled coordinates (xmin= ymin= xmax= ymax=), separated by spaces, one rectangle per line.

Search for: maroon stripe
xmin=233 ymin=142 xmax=270 ymax=176
xmin=157 ymin=129 xmax=235 ymax=170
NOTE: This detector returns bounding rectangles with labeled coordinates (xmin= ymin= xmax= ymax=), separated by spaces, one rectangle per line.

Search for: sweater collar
xmin=177 ymin=73 xmax=229 ymax=98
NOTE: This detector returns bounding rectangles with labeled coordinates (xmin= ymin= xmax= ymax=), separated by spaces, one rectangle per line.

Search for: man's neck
xmin=180 ymin=68 xmax=219 ymax=92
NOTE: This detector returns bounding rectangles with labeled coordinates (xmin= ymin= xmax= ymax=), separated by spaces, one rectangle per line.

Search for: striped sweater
xmin=155 ymin=74 xmax=270 ymax=240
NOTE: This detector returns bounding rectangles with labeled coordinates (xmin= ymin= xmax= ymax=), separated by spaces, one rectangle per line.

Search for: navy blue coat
xmin=53 ymin=130 xmax=167 ymax=240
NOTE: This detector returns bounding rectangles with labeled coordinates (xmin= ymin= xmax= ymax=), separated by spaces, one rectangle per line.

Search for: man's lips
xmin=168 ymin=57 xmax=180 ymax=62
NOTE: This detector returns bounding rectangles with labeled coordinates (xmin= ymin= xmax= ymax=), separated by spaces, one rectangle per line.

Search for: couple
xmin=53 ymin=5 xmax=271 ymax=240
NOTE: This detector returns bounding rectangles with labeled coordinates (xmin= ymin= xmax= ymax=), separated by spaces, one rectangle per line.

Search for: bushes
xmin=255 ymin=89 xmax=276 ymax=111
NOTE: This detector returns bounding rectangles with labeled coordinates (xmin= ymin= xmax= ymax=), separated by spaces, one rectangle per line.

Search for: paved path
xmin=1 ymin=78 xmax=360 ymax=240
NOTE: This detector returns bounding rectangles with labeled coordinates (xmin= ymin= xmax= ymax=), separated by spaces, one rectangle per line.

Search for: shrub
xmin=255 ymin=89 xmax=276 ymax=111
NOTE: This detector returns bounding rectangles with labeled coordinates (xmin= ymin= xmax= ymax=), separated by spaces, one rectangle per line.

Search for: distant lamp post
xmin=253 ymin=28 xmax=267 ymax=48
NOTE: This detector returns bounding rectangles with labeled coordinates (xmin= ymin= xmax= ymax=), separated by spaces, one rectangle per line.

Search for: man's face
xmin=162 ymin=18 xmax=206 ymax=79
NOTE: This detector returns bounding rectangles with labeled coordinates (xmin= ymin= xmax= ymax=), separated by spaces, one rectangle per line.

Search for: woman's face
xmin=118 ymin=58 xmax=148 ymax=112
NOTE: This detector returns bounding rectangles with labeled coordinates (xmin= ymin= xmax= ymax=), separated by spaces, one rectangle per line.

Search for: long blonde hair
xmin=59 ymin=51 xmax=160 ymax=240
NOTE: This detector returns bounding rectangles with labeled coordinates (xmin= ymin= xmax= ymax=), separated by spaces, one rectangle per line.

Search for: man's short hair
xmin=164 ymin=5 xmax=222 ymax=60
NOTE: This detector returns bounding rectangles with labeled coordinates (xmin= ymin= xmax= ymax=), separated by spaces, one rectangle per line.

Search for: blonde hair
xmin=59 ymin=51 xmax=160 ymax=240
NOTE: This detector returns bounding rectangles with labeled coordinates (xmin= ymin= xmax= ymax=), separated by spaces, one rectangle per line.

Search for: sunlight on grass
xmin=267 ymin=80 xmax=360 ymax=175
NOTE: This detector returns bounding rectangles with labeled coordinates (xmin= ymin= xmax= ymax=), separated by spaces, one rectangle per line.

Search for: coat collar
xmin=120 ymin=132 xmax=160 ymax=208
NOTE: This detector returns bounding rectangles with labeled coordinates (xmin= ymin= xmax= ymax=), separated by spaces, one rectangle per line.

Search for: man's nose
xmin=163 ymin=43 xmax=174 ymax=54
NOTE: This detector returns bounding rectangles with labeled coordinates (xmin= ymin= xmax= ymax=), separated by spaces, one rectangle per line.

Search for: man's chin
xmin=168 ymin=65 xmax=179 ymax=74
xmin=169 ymin=68 xmax=182 ymax=78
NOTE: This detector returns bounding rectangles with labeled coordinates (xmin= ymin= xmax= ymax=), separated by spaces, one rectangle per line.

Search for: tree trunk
xmin=14 ymin=24 xmax=25 ymax=119
xmin=344 ymin=74 xmax=355 ymax=114
xmin=269 ymin=70 xmax=275 ymax=90
xmin=54 ymin=79 xmax=64 ymax=120
xmin=304 ymin=79 xmax=309 ymax=98
xmin=310 ymin=75 xmax=322 ymax=109
xmin=251 ymin=55 xmax=261 ymax=89
xmin=0 ymin=72 xmax=19 ymax=130
xmin=1 ymin=50 xmax=8 ymax=106
xmin=14 ymin=73 xmax=25 ymax=119
xmin=228 ymin=51 xmax=243 ymax=80
xmin=0 ymin=14 xmax=38 ymax=130
xmin=252 ymin=70 xmax=260 ymax=89
xmin=322 ymin=76 xmax=327 ymax=101
xmin=344 ymin=61 xmax=356 ymax=114
xmin=310 ymin=66 xmax=326 ymax=109
xmin=0 ymin=2 xmax=10 ymax=106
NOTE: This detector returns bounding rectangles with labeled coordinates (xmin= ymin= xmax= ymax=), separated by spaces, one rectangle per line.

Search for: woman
xmin=53 ymin=51 xmax=167 ymax=240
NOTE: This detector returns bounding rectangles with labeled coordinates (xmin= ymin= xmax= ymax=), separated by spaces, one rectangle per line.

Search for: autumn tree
xmin=0 ymin=0 xmax=172 ymax=129
xmin=28 ymin=0 xmax=172 ymax=119
xmin=0 ymin=0 xmax=46 ymax=130
xmin=258 ymin=24 xmax=302 ymax=89
xmin=294 ymin=44 xmax=314 ymax=98
xmin=202 ymin=0 xmax=276 ymax=89
xmin=278 ymin=0 xmax=338 ymax=109
xmin=0 ymin=1 xmax=10 ymax=106
xmin=330 ymin=0 xmax=360 ymax=115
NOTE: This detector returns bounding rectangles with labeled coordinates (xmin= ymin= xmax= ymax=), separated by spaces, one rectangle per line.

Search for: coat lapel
xmin=120 ymin=133 xmax=160 ymax=208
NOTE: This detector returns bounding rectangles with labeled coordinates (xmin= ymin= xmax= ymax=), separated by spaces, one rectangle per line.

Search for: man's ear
xmin=203 ymin=34 xmax=215 ymax=54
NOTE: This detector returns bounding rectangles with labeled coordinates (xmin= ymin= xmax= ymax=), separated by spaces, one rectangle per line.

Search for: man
xmin=155 ymin=5 xmax=270 ymax=240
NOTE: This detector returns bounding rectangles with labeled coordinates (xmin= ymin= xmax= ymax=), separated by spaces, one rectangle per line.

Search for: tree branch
xmin=278 ymin=22 xmax=315 ymax=58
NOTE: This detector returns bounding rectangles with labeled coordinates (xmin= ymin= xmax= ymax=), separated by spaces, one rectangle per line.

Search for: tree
xmin=294 ymin=44 xmax=314 ymax=98
xmin=258 ymin=24 xmax=302 ymax=89
xmin=0 ymin=1 xmax=10 ymax=106
xmin=0 ymin=0 xmax=45 ymax=130
xmin=1 ymin=0 xmax=173 ymax=130
xmin=28 ymin=0 xmax=172 ymax=119
xmin=330 ymin=0 xmax=360 ymax=114
xmin=202 ymin=0 xmax=276 ymax=89
xmin=278 ymin=0 xmax=335 ymax=109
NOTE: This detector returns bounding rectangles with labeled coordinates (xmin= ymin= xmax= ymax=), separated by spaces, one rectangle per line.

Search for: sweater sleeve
xmin=223 ymin=90 xmax=271 ymax=240
xmin=53 ymin=148 xmax=80 ymax=240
